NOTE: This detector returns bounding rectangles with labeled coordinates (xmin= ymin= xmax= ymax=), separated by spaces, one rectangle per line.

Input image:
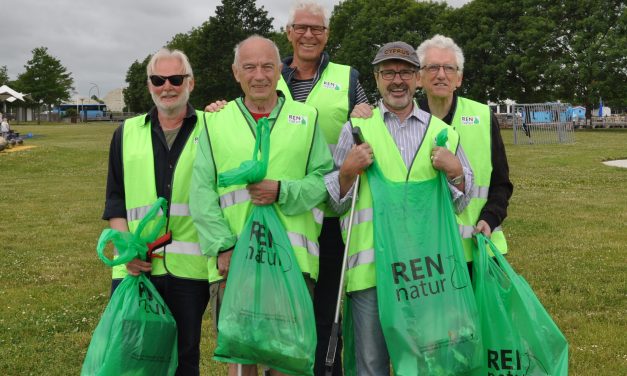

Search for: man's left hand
xmin=474 ymin=220 xmax=492 ymax=237
xmin=247 ymin=179 xmax=279 ymax=206
xmin=431 ymin=146 xmax=463 ymax=178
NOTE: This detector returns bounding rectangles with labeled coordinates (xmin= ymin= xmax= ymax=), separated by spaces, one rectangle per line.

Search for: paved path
xmin=603 ymin=159 xmax=627 ymax=168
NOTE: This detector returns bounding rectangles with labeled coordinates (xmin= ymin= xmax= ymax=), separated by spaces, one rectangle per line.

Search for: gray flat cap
xmin=371 ymin=41 xmax=420 ymax=68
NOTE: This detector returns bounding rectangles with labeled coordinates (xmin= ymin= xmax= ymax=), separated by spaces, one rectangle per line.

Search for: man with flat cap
xmin=325 ymin=41 xmax=474 ymax=375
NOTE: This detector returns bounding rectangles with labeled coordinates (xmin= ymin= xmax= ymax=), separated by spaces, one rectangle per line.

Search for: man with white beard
xmin=102 ymin=48 xmax=209 ymax=376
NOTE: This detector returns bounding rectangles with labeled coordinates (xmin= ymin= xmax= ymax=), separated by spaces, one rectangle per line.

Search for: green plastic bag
xmin=213 ymin=205 xmax=316 ymax=375
xmin=82 ymin=198 xmax=178 ymax=376
xmin=368 ymin=130 xmax=481 ymax=375
xmin=472 ymin=234 xmax=568 ymax=375
xmin=218 ymin=117 xmax=270 ymax=187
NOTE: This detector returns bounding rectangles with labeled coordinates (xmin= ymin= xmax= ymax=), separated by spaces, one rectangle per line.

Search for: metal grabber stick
xmin=325 ymin=127 xmax=364 ymax=376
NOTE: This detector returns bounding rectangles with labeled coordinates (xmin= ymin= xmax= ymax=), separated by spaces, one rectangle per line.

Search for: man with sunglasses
xmin=416 ymin=35 xmax=513 ymax=274
xmin=327 ymin=41 xmax=473 ymax=375
xmin=103 ymin=48 xmax=209 ymax=376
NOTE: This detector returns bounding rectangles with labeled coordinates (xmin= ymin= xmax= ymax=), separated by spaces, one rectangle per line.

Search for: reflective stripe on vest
xmin=220 ymin=189 xmax=324 ymax=226
xmin=126 ymin=205 xmax=164 ymax=223
xmin=340 ymin=208 xmax=373 ymax=231
xmin=341 ymin=109 xmax=459 ymax=292
xmin=452 ymin=97 xmax=508 ymax=260
xmin=288 ymin=232 xmax=320 ymax=257
xmin=347 ymin=248 xmax=374 ymax=269
xmin=471 ymin=185 xmax=489 ymax=200
xmin=151 ymin=240 xmax=203 ymax=256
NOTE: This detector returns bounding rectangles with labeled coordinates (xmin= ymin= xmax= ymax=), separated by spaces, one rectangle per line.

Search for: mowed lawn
xmin=0 ymin=123 xmax=625 ymax=375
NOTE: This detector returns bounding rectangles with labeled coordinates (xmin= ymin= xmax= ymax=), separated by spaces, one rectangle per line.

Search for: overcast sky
xmin=2 ymin=0 xmax=468 ymax=101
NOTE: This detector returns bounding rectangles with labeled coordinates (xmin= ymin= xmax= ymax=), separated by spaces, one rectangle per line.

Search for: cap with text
xmin=372 ymin=41 xmax=420 ymax=68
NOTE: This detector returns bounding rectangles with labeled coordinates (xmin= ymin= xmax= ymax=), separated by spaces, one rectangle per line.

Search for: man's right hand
xmin=217 ymin=249 xmax=234 ymax=279
xmin=126 ymin=258 xmax=152 ymax=276
xmin=350 ymin=103 xmax=373 ymax=119
xmin=204 ymin=100 xmax=228 ymax=113
xmin=339 ymin=143 xmax=373 ymax=197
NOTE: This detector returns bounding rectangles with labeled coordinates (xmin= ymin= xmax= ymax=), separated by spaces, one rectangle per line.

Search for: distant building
xmin=103 ymin=88 xmax=126 ymax=112
xmin=570 ymin=106 xmax=586 ymax=120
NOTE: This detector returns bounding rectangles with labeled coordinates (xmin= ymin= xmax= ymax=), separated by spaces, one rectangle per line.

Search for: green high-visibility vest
xmin=450 ymin=97 xmax=508 ymax=260
xmin=278 ymin=62 xmax=351 ymax=218
xmin=113 ymin=111 xmax=207 ymax=280
xmin=204 ymin=99 xmax=324 ymax=283
xmin=277 ymin=62 xmax=351 ymax=150
xmin=341 ymin=108 xmax=459 ymax=293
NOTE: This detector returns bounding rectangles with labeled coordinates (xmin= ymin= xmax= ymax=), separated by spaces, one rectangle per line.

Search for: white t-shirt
xmin=1 ymin=120 xmax=9 ymax=133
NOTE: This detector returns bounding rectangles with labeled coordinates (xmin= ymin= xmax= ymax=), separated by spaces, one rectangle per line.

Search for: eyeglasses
xmin=290 ymin=24 xmax=327 ymax=35
xmin=421 ymin=64 xmax=458 ymax=75
xmin=149 ymin=74 xmax=190 ymax=87
xmin=377 ymin=69 xmax=416 ymax=81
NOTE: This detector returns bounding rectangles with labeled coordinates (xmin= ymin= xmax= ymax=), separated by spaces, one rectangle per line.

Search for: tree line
xmin=3 ymin=0 xmax=625 ymax=117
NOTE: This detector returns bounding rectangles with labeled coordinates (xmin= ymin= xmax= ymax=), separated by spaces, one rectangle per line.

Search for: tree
xmin=123 ymin=55 xmax=153 ymax=113
xmin=0 ymin=66 xmax=8 ymax=86
xmin=327 ymin=0 xmax=451 ymax=99
xmin=167 ymin=0 xmax=274 ymax=107
xmin=15 ymin=47 xmax=74 ymax=122
xmin=447 ymin=0 xmax=626 ymax=110
xmin=545 ymin=0 xmax=627 ymax=112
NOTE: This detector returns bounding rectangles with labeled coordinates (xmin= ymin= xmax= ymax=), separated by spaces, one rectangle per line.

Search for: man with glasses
xmin=204 ymin=3 xmax=368 ymax=374
xmin=327 ymin=41 xmax=473 ymax=375
xmin=281 ymin=3 xmax=369 ymax=375
xmin=416 ymin=35 xmax=513 ymax=273
xmin=103 ymin=48 xmax=209 ymax=376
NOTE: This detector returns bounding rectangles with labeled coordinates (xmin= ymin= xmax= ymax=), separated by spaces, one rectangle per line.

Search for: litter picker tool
xmin=325 ymin=126 xmax=364 ymax=376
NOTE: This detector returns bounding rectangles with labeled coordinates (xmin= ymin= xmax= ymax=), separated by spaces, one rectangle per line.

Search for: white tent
xmin=0 ymin=84 xmax=26 ymax=103
xmin=0 ymin=85 xmax=35 ymax=121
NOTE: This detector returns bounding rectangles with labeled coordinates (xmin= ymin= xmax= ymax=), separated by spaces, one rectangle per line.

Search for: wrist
xmin=447 ymin=174 xmax=464 ymax=186
xmin=275 ymin=180 xmax=281 ymax=202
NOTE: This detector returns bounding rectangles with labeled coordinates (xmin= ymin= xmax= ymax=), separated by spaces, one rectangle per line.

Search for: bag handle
xmin=96 ymin=197 xmax=169 ymax=267
xmin=475 ymin=233 xmax=513 ymax=291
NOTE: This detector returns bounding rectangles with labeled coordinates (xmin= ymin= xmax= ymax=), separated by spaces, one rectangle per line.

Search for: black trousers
xmin=313 ymin=217 xmax=344 ymax=376
xmin=112 ymin=274 xmax=209 ymax=376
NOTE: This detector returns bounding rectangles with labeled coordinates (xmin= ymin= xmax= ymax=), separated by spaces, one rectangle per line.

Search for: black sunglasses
xmin=149 ymin=74 xmax=189 ymax=87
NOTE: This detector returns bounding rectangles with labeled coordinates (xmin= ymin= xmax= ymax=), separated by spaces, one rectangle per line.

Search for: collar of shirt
xmin=144 ymin=103 xmax=197 ymax=130
xmin=235 ymin=92 xmax=286 ymax=131
xmin=377 ymin=99 xmax=430 ymax=128
xmin=281 ymin=51 xmax=330 ymax=85
xmin=418 ymin=92 xmax=458 ymax=125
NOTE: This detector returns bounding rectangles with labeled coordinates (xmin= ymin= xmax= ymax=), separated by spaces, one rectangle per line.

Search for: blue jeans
xmin=350 ymin=287 xmax=390 ymax=375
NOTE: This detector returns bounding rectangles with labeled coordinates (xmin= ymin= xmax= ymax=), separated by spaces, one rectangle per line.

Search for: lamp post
xmin=89 ymin=83 xmax=102 ymax=121
xmin=89 ymin=82 xmax=100 ymax=101
xmin=72 ymin=90 xmax=79 ymax=121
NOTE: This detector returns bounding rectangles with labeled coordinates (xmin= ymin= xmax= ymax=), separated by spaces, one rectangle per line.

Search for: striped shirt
xmin=325 ymin=99 xmax=473 ymax=214
xmin=290 ymin=77 xmax=369 ymax=105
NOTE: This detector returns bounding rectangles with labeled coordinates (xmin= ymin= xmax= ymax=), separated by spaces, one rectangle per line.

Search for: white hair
xmin=287 ymin=0 xmax=329 ymax=28
xmin=146 ymin=48 xmax=194 ymax=79
xmin=416 ymin=34 xmax=465 ymax=74
xmin=233 ymin=35 xmax=281 ymax=66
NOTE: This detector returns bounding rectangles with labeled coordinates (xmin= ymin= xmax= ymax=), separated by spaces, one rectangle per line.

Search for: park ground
xmin=0 ymin=123 xmax=625 ymax=375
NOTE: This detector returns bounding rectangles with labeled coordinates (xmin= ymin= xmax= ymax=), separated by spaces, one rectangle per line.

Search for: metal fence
xmin=513 ymin=103 xmax=575 ymax=145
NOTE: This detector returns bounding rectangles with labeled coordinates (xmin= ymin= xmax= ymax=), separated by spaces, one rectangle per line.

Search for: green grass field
xmin=0 ymin=123 xmax=625 ymax=375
